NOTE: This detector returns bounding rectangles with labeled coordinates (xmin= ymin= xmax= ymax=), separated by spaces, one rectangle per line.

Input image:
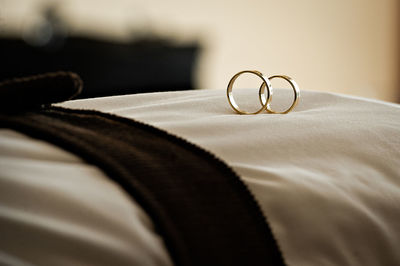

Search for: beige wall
xmin=1 ymin=0 xmax=399 ymax=101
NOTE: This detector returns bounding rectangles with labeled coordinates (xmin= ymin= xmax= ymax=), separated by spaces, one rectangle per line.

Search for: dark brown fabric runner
xmin=0 ymin=73 xmax=286 ymax=266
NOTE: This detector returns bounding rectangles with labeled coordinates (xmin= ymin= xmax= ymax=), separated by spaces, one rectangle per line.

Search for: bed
xmin=0 ymin=73 xmax=399 ymax=266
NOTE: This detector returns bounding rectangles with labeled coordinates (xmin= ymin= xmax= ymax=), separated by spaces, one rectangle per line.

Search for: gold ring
xmin=227 ymin=70 xmax=272 ymax=114
xmin=259 ymin=75 xmax=300 ymax=114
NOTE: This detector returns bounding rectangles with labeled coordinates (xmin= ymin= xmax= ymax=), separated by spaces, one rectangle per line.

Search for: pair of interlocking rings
xmin=227 ymin=70 xmax=300 ymax=114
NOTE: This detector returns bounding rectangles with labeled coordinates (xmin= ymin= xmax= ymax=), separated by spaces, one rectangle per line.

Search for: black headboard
xmin=1 ymin=36 xmax=199 ymax=98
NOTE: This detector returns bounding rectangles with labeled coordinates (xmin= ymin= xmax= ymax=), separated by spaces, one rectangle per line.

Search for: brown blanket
xmin=0 ymin=73 xmax=285 ymax=266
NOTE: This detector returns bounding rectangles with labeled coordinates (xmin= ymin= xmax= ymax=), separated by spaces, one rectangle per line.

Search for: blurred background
xmin=0 ymin=0 xmax=399 ymax=101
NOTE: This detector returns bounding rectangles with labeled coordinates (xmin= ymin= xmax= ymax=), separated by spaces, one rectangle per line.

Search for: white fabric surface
xmin=1 ymin=88 xmax=400 ymax=266
xmin=0 ymin=130 xmax=173 ymax=266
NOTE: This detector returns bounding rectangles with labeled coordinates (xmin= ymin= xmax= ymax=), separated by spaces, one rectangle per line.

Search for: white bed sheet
xmin=1 ymin=88 xmax=400 ymax=266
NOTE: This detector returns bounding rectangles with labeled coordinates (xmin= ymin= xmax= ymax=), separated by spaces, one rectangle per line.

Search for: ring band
xmin=259 ymin=75 xmax=300 ymax=114
xmin=227 ymin=70 xmax=272 ymax=114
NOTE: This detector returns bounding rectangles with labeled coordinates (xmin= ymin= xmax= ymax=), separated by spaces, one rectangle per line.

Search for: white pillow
xmin=0 ymin=129 xmax=173 ymax=266
xmin=1 ymin=88 xmax=399 ymax=266
xmin=64 ymin=89 xmax=400 ymax=266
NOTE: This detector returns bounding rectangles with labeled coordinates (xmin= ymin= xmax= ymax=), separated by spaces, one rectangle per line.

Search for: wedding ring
xmin=259 ymin=75 xmax=300 ymax=114
xmin=227 ymin=70 xmax=272 ymax=114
